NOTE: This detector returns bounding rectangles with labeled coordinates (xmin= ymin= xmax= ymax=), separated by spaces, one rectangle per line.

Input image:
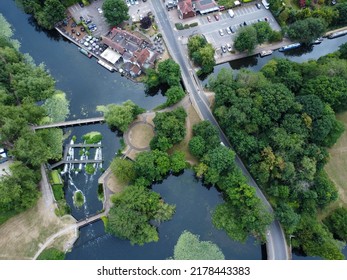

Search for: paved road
xmin=150 ymin=0 xmax=289 ymax=260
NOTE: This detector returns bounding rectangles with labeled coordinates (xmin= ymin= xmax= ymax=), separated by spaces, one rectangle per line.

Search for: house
xmin=131 ymin=48 xmax=150 ymax=69
xmin=192 ymin=0 xmax=219 ymax=15
xmin=101 ymin=36 xmax=125 ymax=55
xmin=177 ymin=0 xmax=195 ymax=19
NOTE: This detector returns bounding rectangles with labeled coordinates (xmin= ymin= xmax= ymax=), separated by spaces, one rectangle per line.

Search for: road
xmin=150 ymin=0 xmax=289 ymax=260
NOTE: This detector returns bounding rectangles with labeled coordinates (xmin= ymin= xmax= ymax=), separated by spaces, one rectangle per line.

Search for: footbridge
xmin=32 ymin=117 xmax=105 ymax=130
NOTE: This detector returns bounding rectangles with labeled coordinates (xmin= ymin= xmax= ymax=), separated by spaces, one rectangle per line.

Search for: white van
xmin=228 ymin=9 xmax=235 ymax=18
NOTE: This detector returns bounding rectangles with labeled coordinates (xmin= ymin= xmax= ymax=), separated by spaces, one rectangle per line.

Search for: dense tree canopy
xmin=234 ymin=26 xmax=258 ymax=53
xmin=107 ymin=184 xmax=175 ymax=245
xmin=323 ymin=208 xmax=347 ymax=242
xmin=150 ymin=107 xmax=187 ymax=151
xmin=209 ymin=56 xmax=347 ymax=259
xmin=287 ymin=18 xmax=326 ymax=44
xmin=0 ymin=20 xmax=66 ymax=224
xmin=102 ymin=0 xmax=129 ymax=26
xmin=173 ymin=231 xmax=225 ymax=260
xmin=188 ymin=35 xmax=215 ymax=75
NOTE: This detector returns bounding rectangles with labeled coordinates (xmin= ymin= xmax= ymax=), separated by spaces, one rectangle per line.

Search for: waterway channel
xmin=1 ymin=0 xmax=346 ymax=259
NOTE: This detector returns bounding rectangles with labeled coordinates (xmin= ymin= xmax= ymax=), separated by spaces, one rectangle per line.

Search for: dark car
xmin=79 ymin=2 xmax=84 ymax=7
xmin=86 ymin=19 xmax=92 ymax=24
xmin=71 ymin=22 xmax=77 ymax=28
xmin=243 ymin=21 xmax=247 ymax=26
xmin=229 ymin=26 xmax=235 ymax=33
xmin=264 ymin=17 xmax=268 ymax=21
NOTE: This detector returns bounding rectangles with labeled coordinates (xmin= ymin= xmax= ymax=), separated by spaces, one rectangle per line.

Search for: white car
xmin=97 ymin=7 xmax=103 ymax=13
xmin=219 ymin=29 xmax=224 ymax=36
xmin=226 ymin=27 xmax=231 ymax=35
xmin=227 ymin=43 xmax=232 ymax=52
xmin=135 ymin=0 xmax=139 ymax=4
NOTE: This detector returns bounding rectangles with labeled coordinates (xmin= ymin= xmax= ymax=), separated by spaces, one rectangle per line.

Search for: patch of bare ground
xmin=321 ymin=111 xmax=347 ymax=219
xmin=128 ymin=123 xmax=154 ymax=149
xmin=0 ymin=197 xmax=75 ymax=259
xmin=169 ymin=104 xmax=201 ymax=166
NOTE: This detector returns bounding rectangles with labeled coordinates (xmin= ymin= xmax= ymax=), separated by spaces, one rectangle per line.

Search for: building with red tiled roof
xmin=177 ymin=0 xmax=195 ymax=19
xmin=101 ymin=36 xmax=125 ymax=55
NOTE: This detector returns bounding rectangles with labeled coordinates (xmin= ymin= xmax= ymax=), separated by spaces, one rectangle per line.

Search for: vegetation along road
xmin=150 ymin=0 xmax=288 ymax=260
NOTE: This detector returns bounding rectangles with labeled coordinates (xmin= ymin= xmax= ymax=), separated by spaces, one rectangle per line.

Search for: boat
xmin=312 ymin=37 xmax=323 ymax=44
xmin=97 ymin=59 xmax=114 ymax=72
xmin=78 ymin=47 xmax=92 ymax=58
xmin=279 ymin=43 xmax=301 ymax=52
xmin=328 ymin=30 xmax=347 ymax=39
xmin=260 ymin=50 xmax=273 ymax=57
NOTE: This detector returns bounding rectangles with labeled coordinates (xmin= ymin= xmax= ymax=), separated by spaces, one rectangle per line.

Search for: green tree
xmin=165 ymin=86 xmax=185 ymax=106
xmin=134 ymin=150 xmax=171 ymax=183
xmin=107 ymin=185 xmax=175 ymax=245
xmin=110 ymin=157 xmax=136 ymax=184
xmin=234 ymin=26 xmax=258 ymax=53
xmin=36 ymin=0 xmax=66 ymax=30
xmin=335 ymin=3 xmax=347 ymax=25
xmin=150 ymin=108 xmax=187 ymax=151
xmin=102 ymin=0 xmax=129 ymax=26
xmin=98 ymin=100 xmax=145 ymax=132
xmin=293 ymin=215 xmax=344 ymax=260
xmin=287 ymin=18 xmax=326 ymax=45
xmin=173 ymin=231 xmax=225 ymax=260
xmin=170 ymin=151 xmax=186 ymax=173
xmin=323 ymin=208 xmax=347 ymax=242
xmin=189 ymin=136 xmax=206 ymax=159
xmin=253 ymin=21 xmax=272 ymax=44
xmin=157 ymin=59 xmax=181 ymax=87
xmin=42 ymin=91 xmax=69 ymax=123
xmin=339 ymin=43 xmax=347 ymax=59
xmin=275 ymin=203 xmax=300 ymax=234
xmin=144 ymin=68 xmax=160 ymax=89
xmin=188 ymin=35 xmax=215 ymax=75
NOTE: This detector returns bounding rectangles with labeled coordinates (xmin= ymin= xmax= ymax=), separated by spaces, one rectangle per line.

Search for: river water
xmin=1 ymin=0 xmax=346 ymax=259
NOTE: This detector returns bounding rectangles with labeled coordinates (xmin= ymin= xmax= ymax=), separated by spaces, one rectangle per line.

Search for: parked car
xmin=78 ymin=2 xmax=84 ymax=8
xmin=214 ymin=14 xmax=219 ymax=21
xmin=221 ymin=45 xmax=227 ymax=53
xmin=207 ymin=16 xmax=211 ymax=22
xmin=264 ymin=17 xmax=268 ymax=21
xmin=219 ymin=29 xmax=224 ymax=36
xmin=256 ymin=3 xmax=261 ymax=9
xmin=97 ymin=7 xmax=103 ymax=13
xmin=219 ymin=5 xmax=225 ymax=11
xmin=229 ymin=26 xmax=235 ymax=33
xmin=243 ymin=21 xmax=247 ymax=26
xmin=226 ymin=27 xmax=232 ymax=35
xmin=227 ymin=43 xmax=232 ymax=52
xmin=86 ymin=19 xmax=92 ymax=24
xmin=126 ymin=1 xmax=131 ymax=6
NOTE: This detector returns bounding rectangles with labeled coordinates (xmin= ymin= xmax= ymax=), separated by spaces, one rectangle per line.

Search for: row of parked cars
xmin=219 ymin=26 xmax=235 ymax=36
xmin=221 ymin=44 xmax=232 ymax=53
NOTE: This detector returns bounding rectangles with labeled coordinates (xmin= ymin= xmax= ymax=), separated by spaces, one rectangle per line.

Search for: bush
xmin=52 ymin=184 xmax=64 ymax=201
xmin=189 ymin=22 xmax=198 ymax=27
xmin=175 ymin=23 xmax=184 ymax=30
xmin=184 ymin=24 xmax=189 ymax=29
xmin=85 ymin=163 xmax=95 ymax=174
xmin=55 ymin=200 xmax=70 ymax=216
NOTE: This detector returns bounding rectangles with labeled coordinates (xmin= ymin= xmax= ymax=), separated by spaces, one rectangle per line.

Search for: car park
xmin=219 ymin=29 xmax=224 ymax=36
xmin=214 ymin=14 xmax=219 ymax=21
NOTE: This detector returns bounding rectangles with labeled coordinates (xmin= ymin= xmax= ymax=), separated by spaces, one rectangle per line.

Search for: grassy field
xmin=0 ymin=197 xmax=75 ymax=259
xmin=322 ymin=111 xmax=347 ymax=219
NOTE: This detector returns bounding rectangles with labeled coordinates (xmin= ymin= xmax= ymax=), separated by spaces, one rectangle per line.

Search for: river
xmin=0 ymin=0 xmax=346 ymax=260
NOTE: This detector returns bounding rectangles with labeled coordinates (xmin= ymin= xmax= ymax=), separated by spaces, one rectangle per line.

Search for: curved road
xmin=150 ymin=0 xmax=289 ymax=260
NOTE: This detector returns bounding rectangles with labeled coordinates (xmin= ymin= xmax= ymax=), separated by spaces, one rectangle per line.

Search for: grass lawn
xmin=322 ymin=111 xmax=347 ymax=219
xmin=169 ymin=104 xmax=201 ymax=165
xmin=0 ymin=197 xmax=75 ymax=259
